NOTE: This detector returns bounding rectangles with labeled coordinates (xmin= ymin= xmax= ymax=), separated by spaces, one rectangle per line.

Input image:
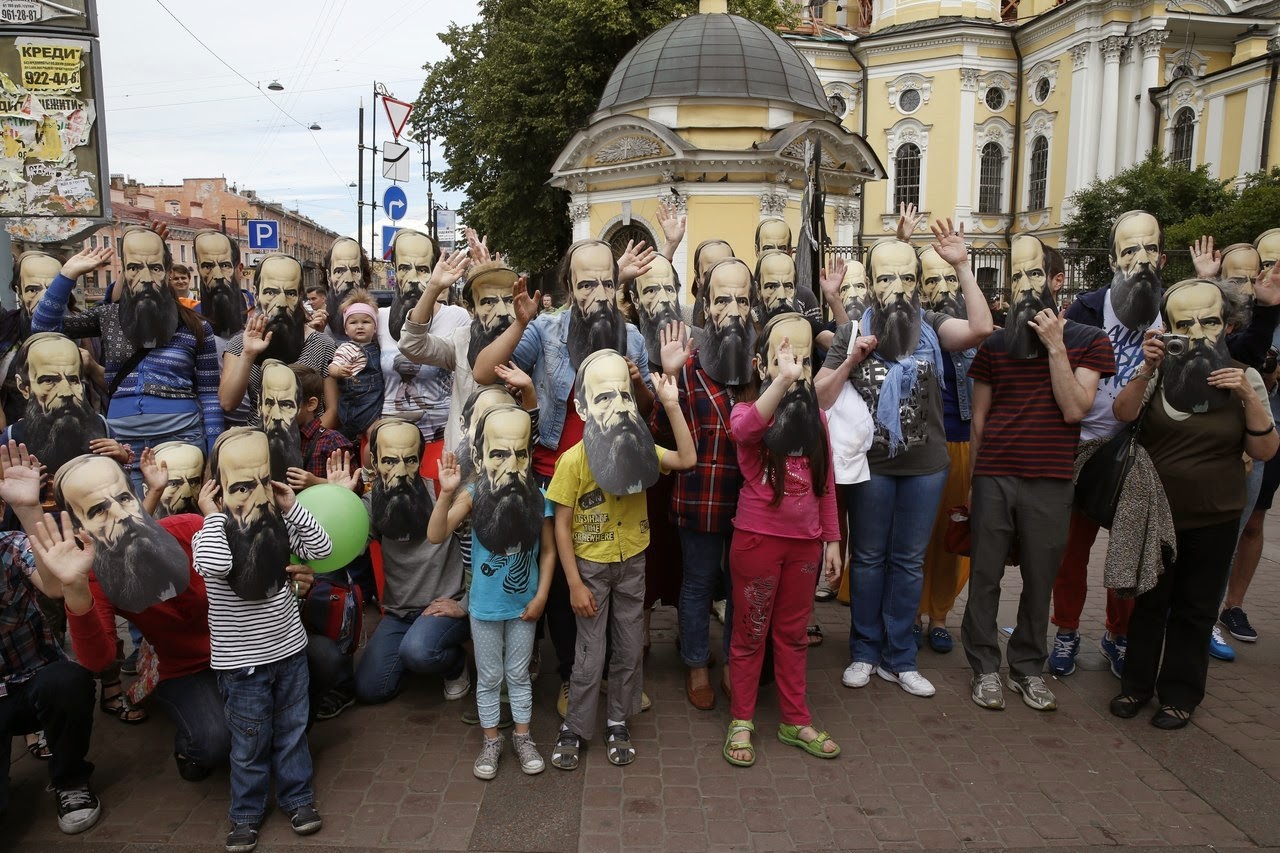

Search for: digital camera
xmin=1161 ymin=333 xmax=1190 ymax=357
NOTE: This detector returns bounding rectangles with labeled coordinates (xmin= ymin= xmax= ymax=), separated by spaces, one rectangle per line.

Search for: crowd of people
xmin=1 ymin=200 xmax=1277 ymax=852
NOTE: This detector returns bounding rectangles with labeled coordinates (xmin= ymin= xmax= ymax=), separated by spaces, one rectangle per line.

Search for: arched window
xmin=894 ymin=143 xmax=921 ymax=210
xmin=978 ymin=142 xmax=1004 ymax=214
xmin=1028 ymin=135 xmax=1049 ymax=210
xmin=1170 ymin=107 xmax=1195 ymax=170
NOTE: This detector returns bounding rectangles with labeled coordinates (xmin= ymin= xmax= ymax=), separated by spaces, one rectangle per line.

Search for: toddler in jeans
xmin=428 ymin=405 xmax=554 ymax=778
xmin=193 ymin=428 xmax=332 ymax=853
xmin=327 ymin=295 xmax=384 ymax=441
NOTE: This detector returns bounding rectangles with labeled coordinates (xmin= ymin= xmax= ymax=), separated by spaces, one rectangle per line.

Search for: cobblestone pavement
xmin=8 ymin=520 xmax=1280 ymax=852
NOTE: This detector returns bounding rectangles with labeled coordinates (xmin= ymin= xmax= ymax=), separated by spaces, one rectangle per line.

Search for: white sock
xmin=606 ymin=718 xmax=624 ymax=729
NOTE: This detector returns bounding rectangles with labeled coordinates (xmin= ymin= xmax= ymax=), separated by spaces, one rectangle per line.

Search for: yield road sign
xmin=382 ymin=96 xmax=414 ymax=140
xmin=383 ymin=185 xmax=408 ymax=222
xmin=247 ymin=220 xmax=279 ymax=250
xmin=382 ymin=141 xmax=410 ymax=182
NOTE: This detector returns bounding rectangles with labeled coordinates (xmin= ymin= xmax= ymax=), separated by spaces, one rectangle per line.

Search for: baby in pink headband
xmin=327 ymin=294 xmax=385 ymax=441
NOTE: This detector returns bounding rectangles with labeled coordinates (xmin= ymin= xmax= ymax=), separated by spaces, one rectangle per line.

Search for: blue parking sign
xmin=247 ymin=220 xmax=279 ymax=250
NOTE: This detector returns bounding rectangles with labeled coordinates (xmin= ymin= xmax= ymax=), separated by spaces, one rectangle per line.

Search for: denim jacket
xmin=512 ymin=311 xmax=651 ymax=450
xmin=950 ymin=347 xmax=977 ymax=422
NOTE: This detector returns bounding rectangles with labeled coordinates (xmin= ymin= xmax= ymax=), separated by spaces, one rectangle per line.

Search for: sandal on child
xmin=777 ymin=723 xmax=840 ymax=759
xmin=100 ymin=685 xmax=148 ymax=725
xmin=551 ymin=730 xmax=580 ymax=771
xmin=806 ymin=625 xmax=824 ymax=647
xmin=604 ymin=724 xmax=635 ymax=766
xmin=1151 ymin=705 xmax=1191 ymax=730
xmin=723 ymin=719 xmax=756 ymax=767
xmin=24 ymin=732 xmax=51 ymax=760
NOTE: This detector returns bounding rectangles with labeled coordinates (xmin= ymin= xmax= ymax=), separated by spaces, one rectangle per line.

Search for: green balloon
xmin=293 ymin=484 xmax=369 ymax=575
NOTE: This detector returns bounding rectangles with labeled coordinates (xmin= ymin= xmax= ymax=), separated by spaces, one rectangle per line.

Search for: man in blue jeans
xmin=348 ymin=420 xmax=468 ymax=705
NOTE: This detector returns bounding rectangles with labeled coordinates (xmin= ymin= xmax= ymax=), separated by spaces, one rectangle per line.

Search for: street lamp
xmin=267 ymin=79 xmax=284 ymax=91
xmin=309 ymin=122 xmax=321 ymax=131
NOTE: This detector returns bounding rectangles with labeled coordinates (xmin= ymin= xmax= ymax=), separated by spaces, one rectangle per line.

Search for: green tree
xmin=1165 ymin=167 xmax=1280 ymax=252
xmin=412 ymin=0 xmax=797 ymax=275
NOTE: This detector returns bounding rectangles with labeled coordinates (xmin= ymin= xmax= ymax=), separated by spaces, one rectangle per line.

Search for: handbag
xmin=1073 ymin=376 xmax=1158 ymax=529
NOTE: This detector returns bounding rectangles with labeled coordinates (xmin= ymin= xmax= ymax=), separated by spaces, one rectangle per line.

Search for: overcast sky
xmin=99 ymin=0 xmax=478 ymax=237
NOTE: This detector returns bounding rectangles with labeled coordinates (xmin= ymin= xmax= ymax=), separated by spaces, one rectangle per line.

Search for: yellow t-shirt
xmin=546 ymin=441 xmax=667 ymax=563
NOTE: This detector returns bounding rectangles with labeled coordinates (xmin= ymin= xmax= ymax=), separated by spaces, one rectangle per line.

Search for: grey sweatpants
xmin=962 ymin=475 xmax=1073 ymax=679
xmin=564 ymin=553 xmax=645 ymax=740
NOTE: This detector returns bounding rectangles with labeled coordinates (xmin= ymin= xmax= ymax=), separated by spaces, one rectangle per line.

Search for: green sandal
xmin=723 ymin=719 xmax=756 ymax=767
xmin=777 ymin=723 xmax=840 ymax=759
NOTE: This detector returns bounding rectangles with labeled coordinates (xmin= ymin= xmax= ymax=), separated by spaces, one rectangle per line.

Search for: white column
xmin=1083 ymin=41 xmax=1104 ymax=183
xmin=835 ymin=198 xmax=859 ymax=247
xmin=956 ymin=68 xmax=980 ymax=221
xmin=1097 ymin=36 xmax=1127 ymax=179
xmin=1240 ymin=83 xmax=1267 ymax=178
xmin=1064 ymin=44 xmax=1089 ymax=200
xmin=1134 ymin=31 xmax=1168 ymax=162
xmin=1204 ymin=95 xmax=1224 ymax=179
xmin=569 ymin=200 xmax=591 ymax=241
xmin=1115 ymin=42 xmax=1137 ymax=170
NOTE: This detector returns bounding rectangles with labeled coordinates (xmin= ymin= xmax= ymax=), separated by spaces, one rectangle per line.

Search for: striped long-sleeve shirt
xmin=32 ymin=273 xmax=224 ymax=452
xmin=192 ymin=502 xmax=332 ymax=670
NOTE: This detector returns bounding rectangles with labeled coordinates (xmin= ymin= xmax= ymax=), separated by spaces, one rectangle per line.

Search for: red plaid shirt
xmin=650 ymin=352 xmax=741 ymax=535
xmin=300 ymin=418 xmax=356 ymax=480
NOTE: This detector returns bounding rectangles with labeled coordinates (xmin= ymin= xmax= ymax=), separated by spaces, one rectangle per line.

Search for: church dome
xmin=597 ymin=13 xmax=832 ymax=117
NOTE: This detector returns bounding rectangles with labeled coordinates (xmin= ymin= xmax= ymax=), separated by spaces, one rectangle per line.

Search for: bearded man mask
xmin=193 ymin=230 xmax=245 ymax=338
xmin=920 ymin=247 xmax=965 ymax=319
xmin=690 ymin=239 xmax=734 ymax=328
xmin=253 ymin=255 xmax=306 ymax=364
xmin=754 ymin=250 xmax=799 ymax=324
xmin=388 ymin=230 xmax=439 ymax=342
xmin=119 ymin=227 xmax=179 ymax=349
xmin=258 ymin=360 xmax=304 ymax=481
xmin=1007 ymin=235 xmax=1059 ymax=360
xmin=1161 ymin=280 xmax=1234 ymax=414
xmin=465 ymin=261 xmax=518 ymax=368
xmin=455 ymin=385 xmax=516 ymax=483
xmin=16 ymin=332 xmax=107 ymax=476
xmin=755 ymin=218 xmax=792 ymax=255
xmin=55 ymin=454 xmax=190 ymax=612
xmin=326 ymin=237 xmax=370 ymax=336
xmin=839 ymin=260 xmax=869 ymax=321
xmin=210 ymin=428 xmax=290 ymax=600
xmin=470 ymin=406 xmax=544 ymax=568
xmin=151 ymin=441 xmax=205 ymax=517
xmin=14 ymin=252 xmax=62 ymax=329
xmin=369 ymin=419 xmax=432 ymax=542
xmin=564 ymin=241 xmax=627 ymax=371
xmin=632 ymin=256 xmax=682 ymax=366
xmin=866 ymin=238 xmax=923 ymax=361
xmin=697 ymin=258 xmax=756 ymax=386
xmin=756 ymin=313 xmax=824 ymax=461
xmin=1255 ymin=228 xmax=1280 ymax=280
xmin=576 ymin=349 xmax=658 ymax=496
xmin=1221 ymin=243 xmax=1262 ymax=300
xmin=1109 ymin=210 xmax=1164 ymax=329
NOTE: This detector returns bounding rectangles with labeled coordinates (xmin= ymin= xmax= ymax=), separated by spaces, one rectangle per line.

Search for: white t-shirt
xmin=377 ymin=304 xmax=470 ymax=441
xmin=1080 ymin=290 xmax=1159 ymax=442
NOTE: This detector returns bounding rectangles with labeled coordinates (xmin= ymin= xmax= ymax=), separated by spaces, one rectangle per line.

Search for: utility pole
xmin=357 ymin=98 xmax=364 ymax=250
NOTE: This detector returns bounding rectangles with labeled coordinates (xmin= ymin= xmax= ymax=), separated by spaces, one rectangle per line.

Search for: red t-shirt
xmin=533 ymin=390 xmax=585 ymax=480
xmin=969 ymin=322 xmax=1115 ymax=479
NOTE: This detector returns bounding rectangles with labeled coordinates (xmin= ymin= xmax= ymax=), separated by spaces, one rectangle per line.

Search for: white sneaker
xmin=711 ymin=599 xmax=727 ymax=625
xmin=842 ymin=661 xmax=873 ymax=688
xmin=876 ymin=666 xmax=936 ymax=697
xmin=443 ymin=671 xmax=471 ymax=701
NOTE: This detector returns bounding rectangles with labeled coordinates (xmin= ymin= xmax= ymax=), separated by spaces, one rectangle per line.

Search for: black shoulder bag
xmin=108 ymin=346 xmax=152 ymax=399
xmin=1073 ymin=375 xmax=1158 ymax=530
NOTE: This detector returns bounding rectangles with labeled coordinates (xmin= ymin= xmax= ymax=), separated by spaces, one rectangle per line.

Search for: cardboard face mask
xmin=466 ymin=262 xmax=519 ymax=368
xmin=756 ymin=312 xmax=823 ymax=459
xmin=152 ymin=441 xmax=205 ymax=517
xmin=839 ymin=260 xmax=868 ymax=320
xmin=755 ymin=251 xmax=798 ymax=323
xmin=1161 ymin=281 xmax=1233 ymax=414
xmin=1008 ymin=235 xmax=1057 ymax=359
xmin=120 ymin=228 xmax=178 ymax=348
xmin=633 ymin=256 xmax=681 ymax=365
xmin=55 ymin=454 xmax=190 ymax=612
xmin=574 ymin=349 xmax=658 ymax=495
xmin=470 ymin=405 xmax=544 ymax=560
xmin=370 ymin=419 xmax=431 ymax=541
xmin=565 ymin=241 xmax=626 ymax=371
xmin=1109 ymin=210 xmax=1164 ymax=329
xmin=919 ymin=247 xmax=965 ymax=319
xmin=698 ymin=259 xmax=756 ymax=386
xmin=1221 ymin=244 xmax=1261 ymax=298
xmin=455 ymin=385 xmax=515 ymax=482
xmin=194 ymin=230 xmax=245 ymax=338
xmin=691 ymin=239 xmax=734 ymax=327
xmin=1255 ymin=228 xmax=1280 ymax=279
xmin=211 ymin=428 xmax=290 ymax=600
xmin=867 ymin=239 xmax=922 ymax=361
xmin=388 ymin=230 xmax=438 ymax=342
xmin=254 ymin=255 xmax=306 ymax=364
xmin=16 ymin=252 xmax=61 ymax=318
xmin=755 ymin=218 xmax=792 ymax=255
xmin=258 ymin=360 xmax=303 ymax=481
xmin=17 ymin=333 xmax=106 ymax=476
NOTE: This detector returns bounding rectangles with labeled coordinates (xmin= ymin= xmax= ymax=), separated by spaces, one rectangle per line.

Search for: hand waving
xmin=0 ymin=441 xmax=43 ymax=510
xmin=29 ymin=512 xmax=94 ymax=588
xmin=930 ymin=218 xmax=969 ymax=266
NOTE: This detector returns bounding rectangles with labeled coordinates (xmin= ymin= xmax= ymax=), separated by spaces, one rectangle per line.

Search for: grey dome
xmin=598 ymin=14 xmax=832 ymax=116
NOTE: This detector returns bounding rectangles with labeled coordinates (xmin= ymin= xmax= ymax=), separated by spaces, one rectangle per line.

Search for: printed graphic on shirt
xmin=850 ymin=358 xmax=935 ymax=450
xmin=573 ymin=510 xmax=614 ymax=544
xmin=479 ymin=550 xmax=534 ymax=596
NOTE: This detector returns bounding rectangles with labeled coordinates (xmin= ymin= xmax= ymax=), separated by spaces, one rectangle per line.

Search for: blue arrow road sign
xmin=247 ymin=220 xmax=279 ymax=250
xmin=381 ymin=225 xmax=400 ymax=259
xmin=382 ymin=185 xmax=408 ymax=222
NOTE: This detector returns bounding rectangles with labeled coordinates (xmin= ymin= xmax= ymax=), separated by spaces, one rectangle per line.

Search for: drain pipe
xmin=1004 ymin=30 xmax=1024 ymax=254
xmin=845 ymin=38 xmax=869 ymax=254
xmin=1262 ymin=43 xmax=1278 ymax=169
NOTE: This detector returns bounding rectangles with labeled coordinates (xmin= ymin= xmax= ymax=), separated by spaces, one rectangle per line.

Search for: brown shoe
xmin=686 ymin=670 xmax=715 ymax=711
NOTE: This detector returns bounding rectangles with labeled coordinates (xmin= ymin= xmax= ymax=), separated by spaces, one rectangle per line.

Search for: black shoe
xmin=551 ymin=730 xmax=581 ymax=771
xmin=314 ymin=689 xmax=355 ymax=721
xmin=1151 ymin=706 xmax=1191 ymax=730
xmin=287 ymin=803 xmax=322 ymax=835
xmin=120 ymin=649 xmax=140 ymax=676
xmin=225 ymin=822 xmax=259 ymax=852
xmin=55 ymin=784 xmax=101 ymax=834
xmin=175 ymin=752 xmax=213 ymax=782
xmin=1109 ymin=693 xmax=1148 ymax=719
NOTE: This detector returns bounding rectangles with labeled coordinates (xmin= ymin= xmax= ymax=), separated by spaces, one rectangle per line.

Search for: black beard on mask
xmin=582 ymin=408 xmax=659 ymax=496
xmin=224 ymin=509 xmax=291 ymax=601
xmin=119 ymin=282 xmax=179 ymax=347
xmin=265 ymin=420 xmax=304 ymax=482
xmin=1007 ymin=287 xmax=1053 ymax=360
xmin=637 ymin=302 xmax=682 ymax=367
xmin=388 ymin=284 xmax=423 ymax=342
xmin=844 ymin=296 xmax=868 ymax=321
xmin=156 ymin=491 xmax=198 ymax=518
xmin=763 ymin=381 xmax=824 ymax=458
xmin=326 ymin=284 xmax=360 ymax=338
xmin=1110 ymin=264 xmax=1163 ymax=329
xmin=759 ymin=296 xmax=797 ymax=325
xmin=200 ymin=279 xmax=245 ymax=338
xmin=371 ymin=474 xmax=431 ymax=541
xmin=257 ymin=305 xmax=306 ymax=365
xmin=23 ymin=393 xmax=107 ymax=477
xmin=698 ymin=317 xmax=756 ymax=386
xmin=1163 ymin=336 xmax=1233 ymax=413
xmin=567 ymin=301 xmax=627 ymax=372
xmin=472 ymin=469 xmax=545 ymax=555
xmin=933 ymin=290 xmax=966 ymax=320
xmin=468 ymin=314 xmax=513 ymax=369
xmin=870 ymin=292 xmax=922 ymax=361
xmin=91 ymin=514 xmax=191 ymax=612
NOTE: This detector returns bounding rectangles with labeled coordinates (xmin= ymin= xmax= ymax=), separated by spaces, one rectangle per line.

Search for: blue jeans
xmin=470 ymin=616 xmax=536 ymax=727
xmin=677 ymin=527 xmax=728 ymax=668
xmin=846 ymin=468 xmax=949 ymax=673
xmin=152 ymin=668 xmax=231 ymax=771
xmin=217 ymin=651 xmax=314 ymax=825
xmin=353 ymin=611 xmax=469 ymax=704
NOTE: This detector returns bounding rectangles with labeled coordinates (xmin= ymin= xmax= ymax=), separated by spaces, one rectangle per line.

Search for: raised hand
xmin=776 ymin=337 xmax=802 ymax=384
xmin=896 ymin=202 xmax=922 ymax=242
xmin=659 ymin=320 xmax=691 ymax=377
xmin=930 ymin=218 xmax=969 ymax=266
xmin=429 ymin=248 xmax=470 ymax=294
xmin=436 ymin=451 xmax=462 ymax=494
xmin=657 ymin=200 xmax=687 ymax=249
xmin=655 ymin=373 xmax=680 ymax=408
xmin=465 ymin=228 xmax=493 ymax=265
xmin=271 ymin=480 xmax=296 ymax=512
xmin=1190 ymin=235 xmax=1222 ymax=279
xmin=617 ymin=240 xmax=657 ymax=282
xmin=512 ymin=276 xmax=540 ymax=326
xmin=0 ymin=440 xmax=43 ymax=509
xmin=326 ymin=449 xmax=360 ymax=491
xmin=1255 ymin=259 xmax=1280 ymax=307
xmin=61 ymin=246 xmax=114 ymax=280
xmin=29 ymin=511 xmax=94 ymax=587
xmin=820 ymin=258 xmax=848 ymax=301
xmin=139 ymin=447 xmax=168 ymax=494
xmin=197 ymin=480 xmax=221 ymax=516
xmin=242 ymin=314 xmax=273 ymax=359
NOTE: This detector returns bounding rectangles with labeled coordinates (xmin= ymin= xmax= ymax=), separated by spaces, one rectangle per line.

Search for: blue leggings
xmin=469 ymin=616 xmax=536 ymax=728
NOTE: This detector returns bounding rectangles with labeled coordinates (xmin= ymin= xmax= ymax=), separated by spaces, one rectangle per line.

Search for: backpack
xmin=300 ymin=577 xmax=364 ymax=655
